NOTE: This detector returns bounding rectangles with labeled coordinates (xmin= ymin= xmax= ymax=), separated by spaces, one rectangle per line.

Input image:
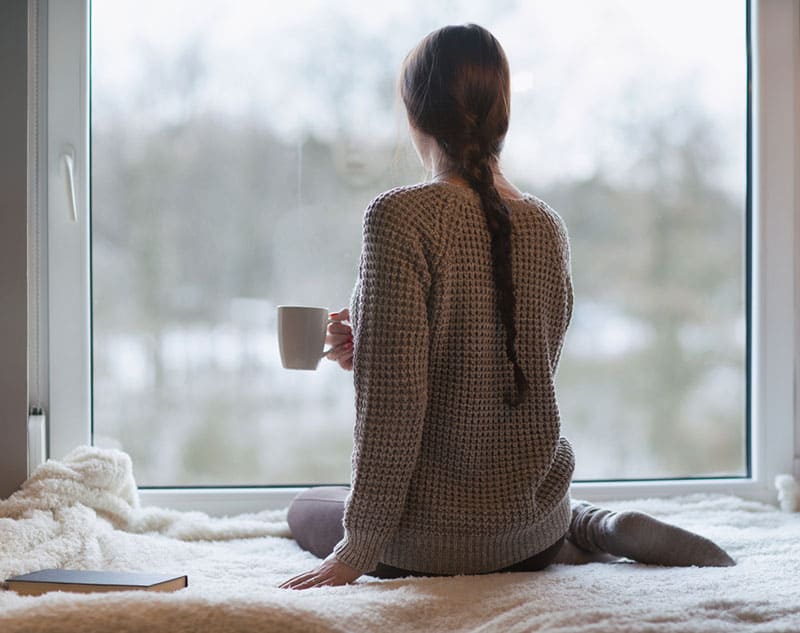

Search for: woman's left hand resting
xmin=279 ymin=555 xmax=362 ymax=590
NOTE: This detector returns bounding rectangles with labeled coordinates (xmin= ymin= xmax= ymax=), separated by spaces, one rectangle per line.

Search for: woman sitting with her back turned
xmin=280 ymin=23 xmax=734 ymax=590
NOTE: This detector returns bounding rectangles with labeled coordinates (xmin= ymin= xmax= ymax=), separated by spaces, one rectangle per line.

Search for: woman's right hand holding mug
xmin=326 ymin=308 xmax=353 ymax=371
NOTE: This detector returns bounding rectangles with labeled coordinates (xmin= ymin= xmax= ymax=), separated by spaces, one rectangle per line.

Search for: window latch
xmin=62 ymin=149 xmax=78 ymax=222
xmin=27 ymin=407 xmax=47 ymax=476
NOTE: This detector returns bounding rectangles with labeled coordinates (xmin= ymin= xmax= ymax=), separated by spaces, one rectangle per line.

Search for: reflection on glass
xmin=91 ymin=0 xmax=746 ymax=485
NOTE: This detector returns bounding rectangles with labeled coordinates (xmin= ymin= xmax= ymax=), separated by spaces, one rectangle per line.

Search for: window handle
xmin=62 ymin=150 xmax=78 ymax=222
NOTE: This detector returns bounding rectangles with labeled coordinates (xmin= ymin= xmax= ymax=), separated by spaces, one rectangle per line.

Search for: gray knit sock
xmin=552 ymin=540 xmax=620 ymax=565
xmin=568 ymin=501 xmax=735 ymax=567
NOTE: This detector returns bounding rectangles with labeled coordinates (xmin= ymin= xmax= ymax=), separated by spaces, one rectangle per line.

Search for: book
xmin=4 ymin=569 xmax=188 ymax=596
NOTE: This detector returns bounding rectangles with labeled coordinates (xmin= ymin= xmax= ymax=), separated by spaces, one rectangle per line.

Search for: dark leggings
xmin=286 ymin=486 xmax=565 ymax=578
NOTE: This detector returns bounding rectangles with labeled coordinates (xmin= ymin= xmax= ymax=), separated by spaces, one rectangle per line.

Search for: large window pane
xmin=91 ymin=0 xmax=747 ymax=485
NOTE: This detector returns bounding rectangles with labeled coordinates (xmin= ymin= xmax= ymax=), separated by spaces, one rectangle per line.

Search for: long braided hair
xmin=400 ymin=24 xmax=529 ymax=406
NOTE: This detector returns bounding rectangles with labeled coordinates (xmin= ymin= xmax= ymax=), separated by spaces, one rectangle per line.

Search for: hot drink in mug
xmin=277 ymin=306 xmax=333 ymax=370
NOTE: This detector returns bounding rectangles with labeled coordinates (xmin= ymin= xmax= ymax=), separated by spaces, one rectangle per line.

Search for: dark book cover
xmin=4 ymin=569 xmax=188 ymax=596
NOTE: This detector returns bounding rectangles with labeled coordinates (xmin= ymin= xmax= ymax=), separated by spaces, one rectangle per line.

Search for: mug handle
xmin=320 ymin=318 xmax=349 ymax=358
xmin=320 ymin=319 xmax=338 ymax=358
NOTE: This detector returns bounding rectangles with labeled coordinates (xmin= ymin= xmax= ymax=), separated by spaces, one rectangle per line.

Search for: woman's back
xmin=338 ymin=181 xmax=575 ymax=575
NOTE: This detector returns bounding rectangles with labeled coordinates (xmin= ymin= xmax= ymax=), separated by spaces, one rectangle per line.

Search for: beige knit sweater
xmin=333 ymin=181 xmax=575 ymax=575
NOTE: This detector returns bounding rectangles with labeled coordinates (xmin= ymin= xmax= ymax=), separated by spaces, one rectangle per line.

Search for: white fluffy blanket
xmin=1 ymin=447 xmax=799 ymax=632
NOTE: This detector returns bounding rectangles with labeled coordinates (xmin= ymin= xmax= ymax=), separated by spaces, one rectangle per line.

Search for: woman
xmin=280 ymin=24 xmax=733 ymax=590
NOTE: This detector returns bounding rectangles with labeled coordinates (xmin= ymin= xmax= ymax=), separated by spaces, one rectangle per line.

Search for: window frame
xmin=25 ymin=0 xmax=798 ymax=513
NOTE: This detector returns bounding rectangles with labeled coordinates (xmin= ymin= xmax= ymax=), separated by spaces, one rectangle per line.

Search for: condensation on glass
xmin=90 ymin=0 xmax=747 ymax=485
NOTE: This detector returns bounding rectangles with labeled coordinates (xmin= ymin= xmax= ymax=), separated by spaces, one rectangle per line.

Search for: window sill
xmin=138 ymin=477 xmax=777 ymax=517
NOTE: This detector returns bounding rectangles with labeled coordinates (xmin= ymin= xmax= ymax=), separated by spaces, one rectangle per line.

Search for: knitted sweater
xmin=333 ymin=181 xmax=575 ymax=575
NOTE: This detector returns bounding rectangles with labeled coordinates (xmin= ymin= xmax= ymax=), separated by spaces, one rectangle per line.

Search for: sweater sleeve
xmin=333 ymin=194 xmax=431 ymax=572
xmin=543 ymin=203 xmax=574 ymax=374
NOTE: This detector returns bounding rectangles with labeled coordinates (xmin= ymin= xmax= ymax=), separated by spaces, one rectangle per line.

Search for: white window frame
xmin=30 ymin=0 xmax=799 ymax=514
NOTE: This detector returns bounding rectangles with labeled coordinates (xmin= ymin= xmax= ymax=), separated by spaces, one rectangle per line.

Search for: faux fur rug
xmin=1 ymin=448 xmax=798 ymax=633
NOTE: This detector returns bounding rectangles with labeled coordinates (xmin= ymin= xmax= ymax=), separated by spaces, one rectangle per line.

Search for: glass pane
xmin=91 ymin=0 xmax=747 ymax=485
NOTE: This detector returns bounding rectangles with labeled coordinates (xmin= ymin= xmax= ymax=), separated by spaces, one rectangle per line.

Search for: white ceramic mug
xmin=277 ymin=305 xmax=332 ymax=370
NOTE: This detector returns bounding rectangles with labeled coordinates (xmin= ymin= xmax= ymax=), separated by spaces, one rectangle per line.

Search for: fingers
xmin=278 ymin=571 xmax=316 ymax=589
xmin=324 ymin=340 xmax=353 ymax=364
xmin=328 ymin=308 xmax=350 ymax=323
xmin=280 ymin=558 xmax=362 ymax=590
xmin=326 ymin=330 xmax=351 ymax=347
xmin=327 ymin=321 xmax=352 ymax=336
xmin=326 ymin=338 xmax=351 ymax=353
xmin=291 ymin=575 xmax=328 ymax=591
xmin=324 ymin=309 xmax=354 ymax=372
xmin=327 ymin=320 xmax=353 ymax=349
xmin=279 ymin=570 xmax=339 ymax=591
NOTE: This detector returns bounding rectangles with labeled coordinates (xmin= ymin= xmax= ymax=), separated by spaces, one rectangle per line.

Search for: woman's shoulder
xmin=511 ymin=193 xmax=570 ymax=241
xmin=367 ymin=182 xmax=459 ymax=211
xmin=363 ymin=182 xmax=464 ymax=234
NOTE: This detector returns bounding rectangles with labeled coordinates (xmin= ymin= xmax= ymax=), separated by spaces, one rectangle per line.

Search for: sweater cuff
xmin=332 ymin=529 xmax=390 ymax=573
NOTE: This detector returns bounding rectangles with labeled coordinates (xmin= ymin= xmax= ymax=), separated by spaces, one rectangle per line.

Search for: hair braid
xmin=462 ymin=147 xmax=530 ymax=406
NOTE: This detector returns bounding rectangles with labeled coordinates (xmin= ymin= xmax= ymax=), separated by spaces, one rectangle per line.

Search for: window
xmin=32 ymin=0 xmax=798 ymax=510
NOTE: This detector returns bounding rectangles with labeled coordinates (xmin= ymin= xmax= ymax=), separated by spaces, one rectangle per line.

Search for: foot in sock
xmin=552 ymin=540 xmax=620 ymax=565
xmin=568 ymin=501 xmax=735 ymax=567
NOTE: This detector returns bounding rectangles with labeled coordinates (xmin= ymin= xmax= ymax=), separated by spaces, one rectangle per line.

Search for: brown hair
xmin=401 ymin=24 xmax=529 ymax=406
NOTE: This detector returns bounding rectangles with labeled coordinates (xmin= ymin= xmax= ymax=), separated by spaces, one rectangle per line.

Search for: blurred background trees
xmin=91 ymin=0 xmax=746 ymax=485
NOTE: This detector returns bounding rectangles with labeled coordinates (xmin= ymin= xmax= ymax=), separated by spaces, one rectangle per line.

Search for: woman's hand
xmin=279 ymin=555 xmax=362 ymax=590
xmin=325 ymin=308 xmax=354 ymax=371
